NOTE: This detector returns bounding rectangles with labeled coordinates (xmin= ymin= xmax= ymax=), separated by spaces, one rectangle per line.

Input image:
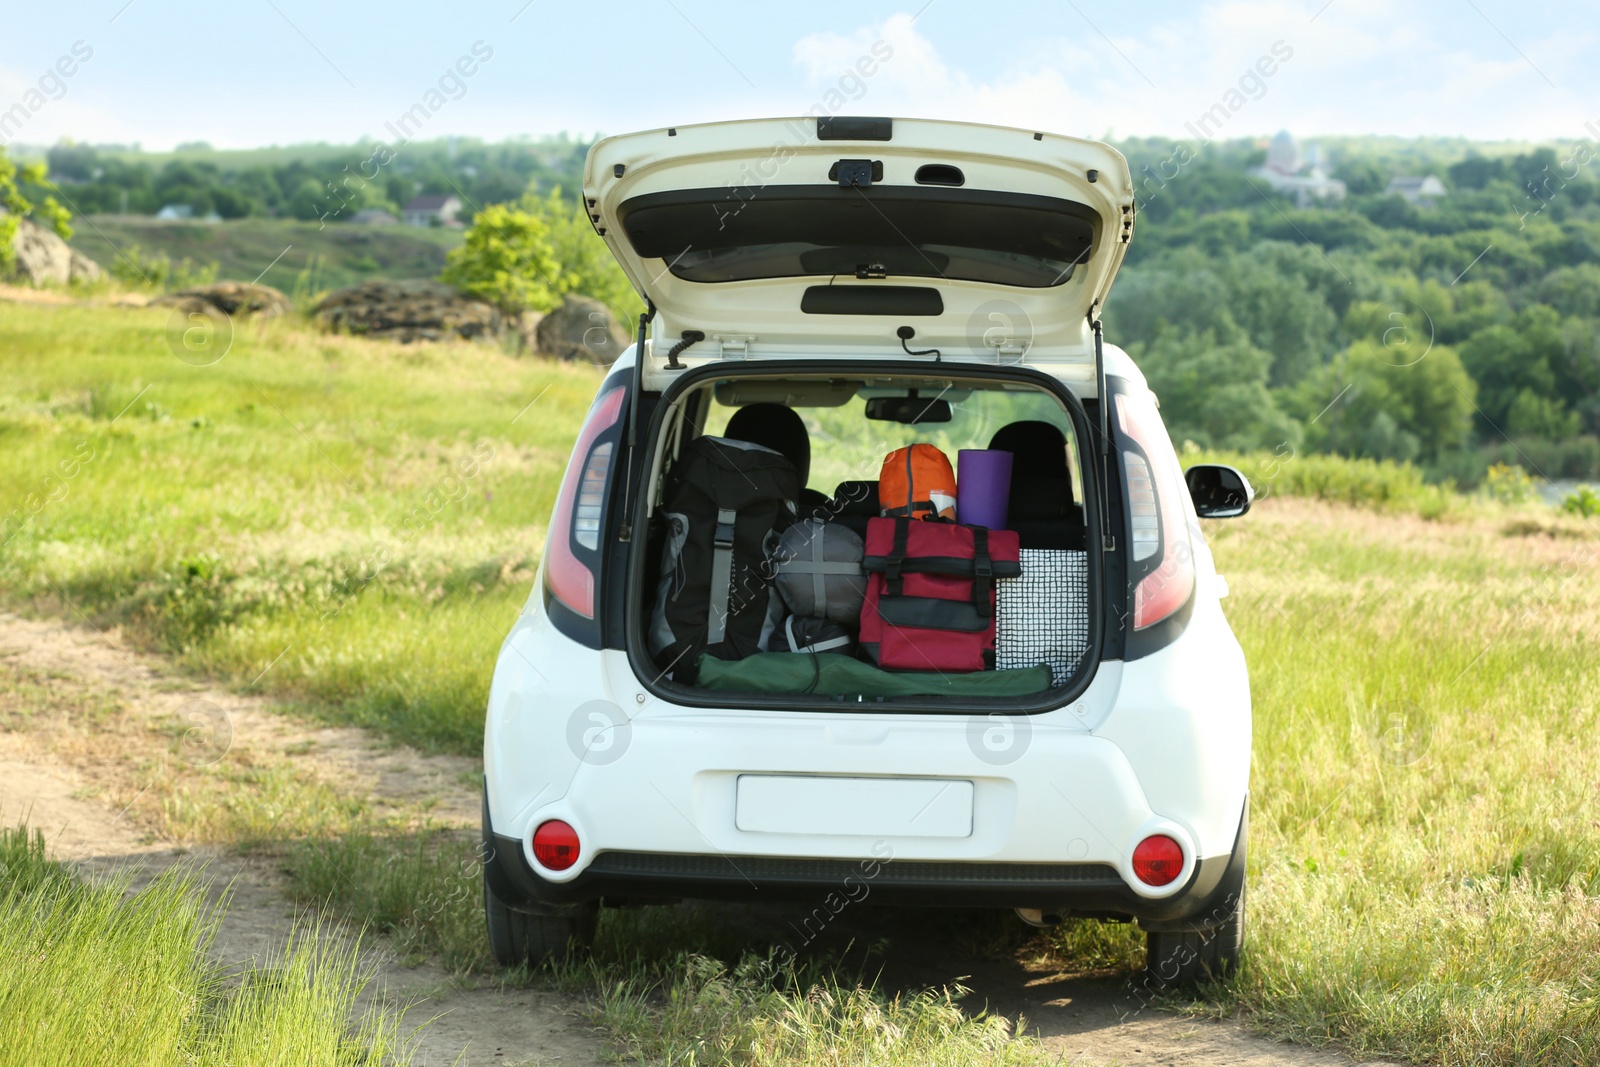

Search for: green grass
xmin=1208 ymin=500 xmax=1600 ymax=1064
xmin=0 ymin=300 xmax=600 ymax=754
xmin=288 ymin=824 xmax=1065 ymax=1065
xmin=595 ymin=954 xmax=1053 ymax=1067
xmin=67 ymin=216 xmax=464 ymax=295
xmin=0 ymin=821 xmax=413 ymax=1066
xmin=6 ymin=301 xmax=1599 ymax=1064
xmin=279 ymin=501 xmax=1600 ymax=1066
xmin=285 ymin=827 xmax=491 ymax=972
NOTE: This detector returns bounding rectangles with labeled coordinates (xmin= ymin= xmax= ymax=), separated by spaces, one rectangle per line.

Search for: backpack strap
xmin=811 ymin=527 xmax=827 ymax=620
xmin=884 ymin=444 xmax=936 ymax=518
xmin=707 ymin=506 xmax=738 ymax=644
xmin=885 ymin=517 xmax=910 ymax=597
xmin=971 ymin=526 xmax=994 ymax=618
xmin=785 ymin=615 xmax=851 ymax=654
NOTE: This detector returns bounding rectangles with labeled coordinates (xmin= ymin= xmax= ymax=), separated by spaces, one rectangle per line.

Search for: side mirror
xmin=1185 ymin=464 xmax=1254 ymax=519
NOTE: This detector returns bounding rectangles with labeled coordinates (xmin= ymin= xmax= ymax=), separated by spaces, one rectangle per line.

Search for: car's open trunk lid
xmin=583 ymin=117 xmax=1135 ymax=391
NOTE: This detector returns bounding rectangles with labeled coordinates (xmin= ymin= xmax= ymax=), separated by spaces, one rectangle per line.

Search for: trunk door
xmin=583 ymin=117 xmax=1135 ymax=390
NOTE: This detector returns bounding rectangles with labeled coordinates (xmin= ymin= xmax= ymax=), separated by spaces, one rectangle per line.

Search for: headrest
xmin=1009 ymin=475 xmax=1072 ymax=521
xmin=725 ymin=403 xmax=810 ymax=486
xmin=987 ymin=421 xmax=1070 ymax=480
xmin=830 ymin=480 xmax=879 ymax=516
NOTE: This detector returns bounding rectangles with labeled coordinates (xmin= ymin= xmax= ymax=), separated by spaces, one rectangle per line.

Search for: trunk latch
xmin=831 ymin=159 xmax=880 ymax=187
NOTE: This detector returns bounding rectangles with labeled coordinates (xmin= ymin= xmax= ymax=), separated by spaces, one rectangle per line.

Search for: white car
xmin=482 ymin=116 xmax=1254 ymax=985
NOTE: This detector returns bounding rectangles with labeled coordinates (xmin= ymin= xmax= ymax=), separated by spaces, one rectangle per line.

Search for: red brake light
xmin=1115 ymin=391 xmax=1194 ymax=630
xmin=532 ymin=819 xmax=581 ymax=870
xmin=1132 ymin=834 xmax=1184 ymax=886
xmin=546 ymin=386 xmax=627 ymax=619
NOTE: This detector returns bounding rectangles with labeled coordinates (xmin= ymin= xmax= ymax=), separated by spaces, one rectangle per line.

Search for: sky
xmin=1 ymin=0 xmax=1597 ymax=151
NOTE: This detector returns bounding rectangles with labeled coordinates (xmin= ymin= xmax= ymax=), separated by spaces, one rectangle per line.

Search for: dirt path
xmin=0 ymin=610 xmax=1393 ymax=1066
xmin=0 ymin=611 xmax=602 ymax=1067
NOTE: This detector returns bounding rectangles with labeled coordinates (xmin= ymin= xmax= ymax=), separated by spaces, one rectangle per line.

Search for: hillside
xmin=14 ymin=129 xmax=1600 ymax=486
xmin=65 ymin=216 xmax=463 ymax=294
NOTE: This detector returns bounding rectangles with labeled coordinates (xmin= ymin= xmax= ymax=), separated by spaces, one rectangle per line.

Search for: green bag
xmin=694 ymin=652 xmax=1053 ymax=699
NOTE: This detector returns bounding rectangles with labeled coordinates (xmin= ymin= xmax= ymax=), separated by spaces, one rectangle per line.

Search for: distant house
xmin=1249 ymin=130 xmax=1347 ymax=209
xmin=155 ymin=203 xmax=195 ymax=220
xmin=401 ymin=194 xmax=462 ymax=228
xmin=351 ymin=208 xmax=400 ymax=225
xmin=1385 ymin=175 xmax=1448 ymax=206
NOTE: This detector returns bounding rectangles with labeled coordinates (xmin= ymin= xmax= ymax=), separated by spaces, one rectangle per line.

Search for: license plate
xmin=735 ymin=775 xmax=973 ymax=838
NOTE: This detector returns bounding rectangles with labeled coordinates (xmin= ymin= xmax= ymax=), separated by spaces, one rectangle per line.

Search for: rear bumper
xmin=483 ymin=596 xmax=1252 ymax=928
xmin=483 ymin=786 xmax=1248 ymax=927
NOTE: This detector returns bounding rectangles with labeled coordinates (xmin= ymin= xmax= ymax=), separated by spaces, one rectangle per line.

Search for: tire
xmin=483 ymin=872 xmax=599 ymax=968
xmin=1144 ymin=876 xmax=1245 ymax=988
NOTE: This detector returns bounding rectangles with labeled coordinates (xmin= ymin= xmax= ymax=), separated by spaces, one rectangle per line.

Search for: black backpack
xmin=647 ymin=435 xmax=799 ymax=678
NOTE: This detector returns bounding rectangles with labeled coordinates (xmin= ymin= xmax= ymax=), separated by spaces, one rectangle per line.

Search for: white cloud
xmin=785 ymin=3 xmax=1599 ymax=142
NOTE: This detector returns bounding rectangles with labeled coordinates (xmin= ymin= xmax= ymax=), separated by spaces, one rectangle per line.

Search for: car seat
xmin=723 ymin=403 xmax=830 ymax=510
xmin=987 ymin=421 xmax=1087 ymax=550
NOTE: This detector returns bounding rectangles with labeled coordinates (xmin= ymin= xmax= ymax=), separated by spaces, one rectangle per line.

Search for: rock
xmin=6 ymin=217 xmax=89 ymax=286
xmin=154 ymin=281 xmax=291 ymax=318
xmin=535 ymin=294 xmax=631 ymax=364
xmin=69 ymin=249 xmax=103 ymax=283
xmin=313 ymin=279 xmax=503 ymax=343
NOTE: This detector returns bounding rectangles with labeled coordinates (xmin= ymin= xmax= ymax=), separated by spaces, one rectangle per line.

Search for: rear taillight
xmin=573 ymin=442 xmax=613 ymax=550
xmin=1132 ymin=834 xmax=1184 ymax=886
xmin=546 ymin=386 xmax=627 ymax=620
xmin=532 ymin=819 xmax=580 ymax=870
xmin=1115 ymin=390 xmax=1194 ymax=630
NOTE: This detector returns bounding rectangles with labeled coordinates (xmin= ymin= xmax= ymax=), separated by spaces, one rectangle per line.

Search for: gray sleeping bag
xmin=772 ymin=518 xmax=867 ymax=624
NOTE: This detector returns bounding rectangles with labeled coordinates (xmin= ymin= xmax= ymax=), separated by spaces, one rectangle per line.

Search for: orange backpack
xmin=879 ymin=444 xmax=957 ymax=521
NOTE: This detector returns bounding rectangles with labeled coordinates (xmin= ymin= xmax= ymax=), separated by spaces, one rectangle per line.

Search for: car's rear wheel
xmin=1143 ymin=877 xmax=1244 ymax=987
xmin=483 ymin=874 xmax=599 ymax=968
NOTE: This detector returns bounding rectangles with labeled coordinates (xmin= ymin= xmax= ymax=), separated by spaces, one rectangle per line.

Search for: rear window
xmin=617 ymin=186 xmax=1099 ymax=288
xmin=700 ymin=382 xmax=1084 ymax=504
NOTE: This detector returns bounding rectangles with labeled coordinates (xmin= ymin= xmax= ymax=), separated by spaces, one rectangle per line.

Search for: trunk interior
xmin=628 ymin=365 xmax=1101 ymax=710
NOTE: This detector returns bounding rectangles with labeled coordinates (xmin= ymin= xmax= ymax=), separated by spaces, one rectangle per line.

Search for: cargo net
xmin=995 ymin=549 xmax=1090 ymax=686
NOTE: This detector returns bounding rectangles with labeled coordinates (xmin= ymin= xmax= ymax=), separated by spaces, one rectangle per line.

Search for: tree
xmin=1536 ymin=264 xmax=1600 ymax=319
xmin=287 ymin=177 xmax=330 ymax=222
xmin=1459 ymin=306 xmax=1588 ymax=434
xmin=385 ymin=175 xmax=413 ymax=211
xmin=1506 ymin=388 xmax=1579 ymax=439
xmin=525 ymin=187 xmax=641 ymax=323
xmin=1226 ymin=254 xmax=1339 ymax=386
xmin=439 ymin=202 xmax=566 ymax=314
xmin=1105 ymin=254 xmax=1235 ymax=349
xmin=1448 ymin=154 xmax=1506 ymax=190
xmin=0 ymin=145 xmax=71 ymax=273
xmin=1294 ymin=339 xmax=1477 ymax=461
xmin=1337 ymin=158 xmax=1388 ymax=196
xmin=439 ymin=187 xmax=642 ymax=322
xmin=1129 ymin=326 xmax=1302 ymax=452
xmin=1109 ymin=246 xmax=1337 ymax=388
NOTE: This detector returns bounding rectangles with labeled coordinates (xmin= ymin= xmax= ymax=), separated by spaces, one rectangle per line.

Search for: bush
xmin=529 ymin=187 xmax=642 ymax=324
xmin=1189 ymin=448 xmax=1435 ymax=512
xmin=439 ymin=202 xmax=566 ymax=314
xmin=108 ymin=242 xmax=219 ymax=291
xmin=1562 ymin=485 xmax=1600 ymax=518
xmin=440 ymin=188 xmax=641 ymax=323
xmin=1483 ymin=463 xmax=1536 ymax=504
xmin=0 ymin=144 xmax=72 ymax=273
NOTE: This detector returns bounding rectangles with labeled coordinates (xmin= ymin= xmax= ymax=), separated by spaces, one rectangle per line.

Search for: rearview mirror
xmin=1185 ymin=464 xmax=1254 ymax=519
xmin=864 ymin=396 xmax=952 ymax=424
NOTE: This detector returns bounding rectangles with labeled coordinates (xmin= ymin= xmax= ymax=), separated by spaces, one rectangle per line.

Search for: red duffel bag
xmin=859 ymin=517 xmax=1021 ymax=672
